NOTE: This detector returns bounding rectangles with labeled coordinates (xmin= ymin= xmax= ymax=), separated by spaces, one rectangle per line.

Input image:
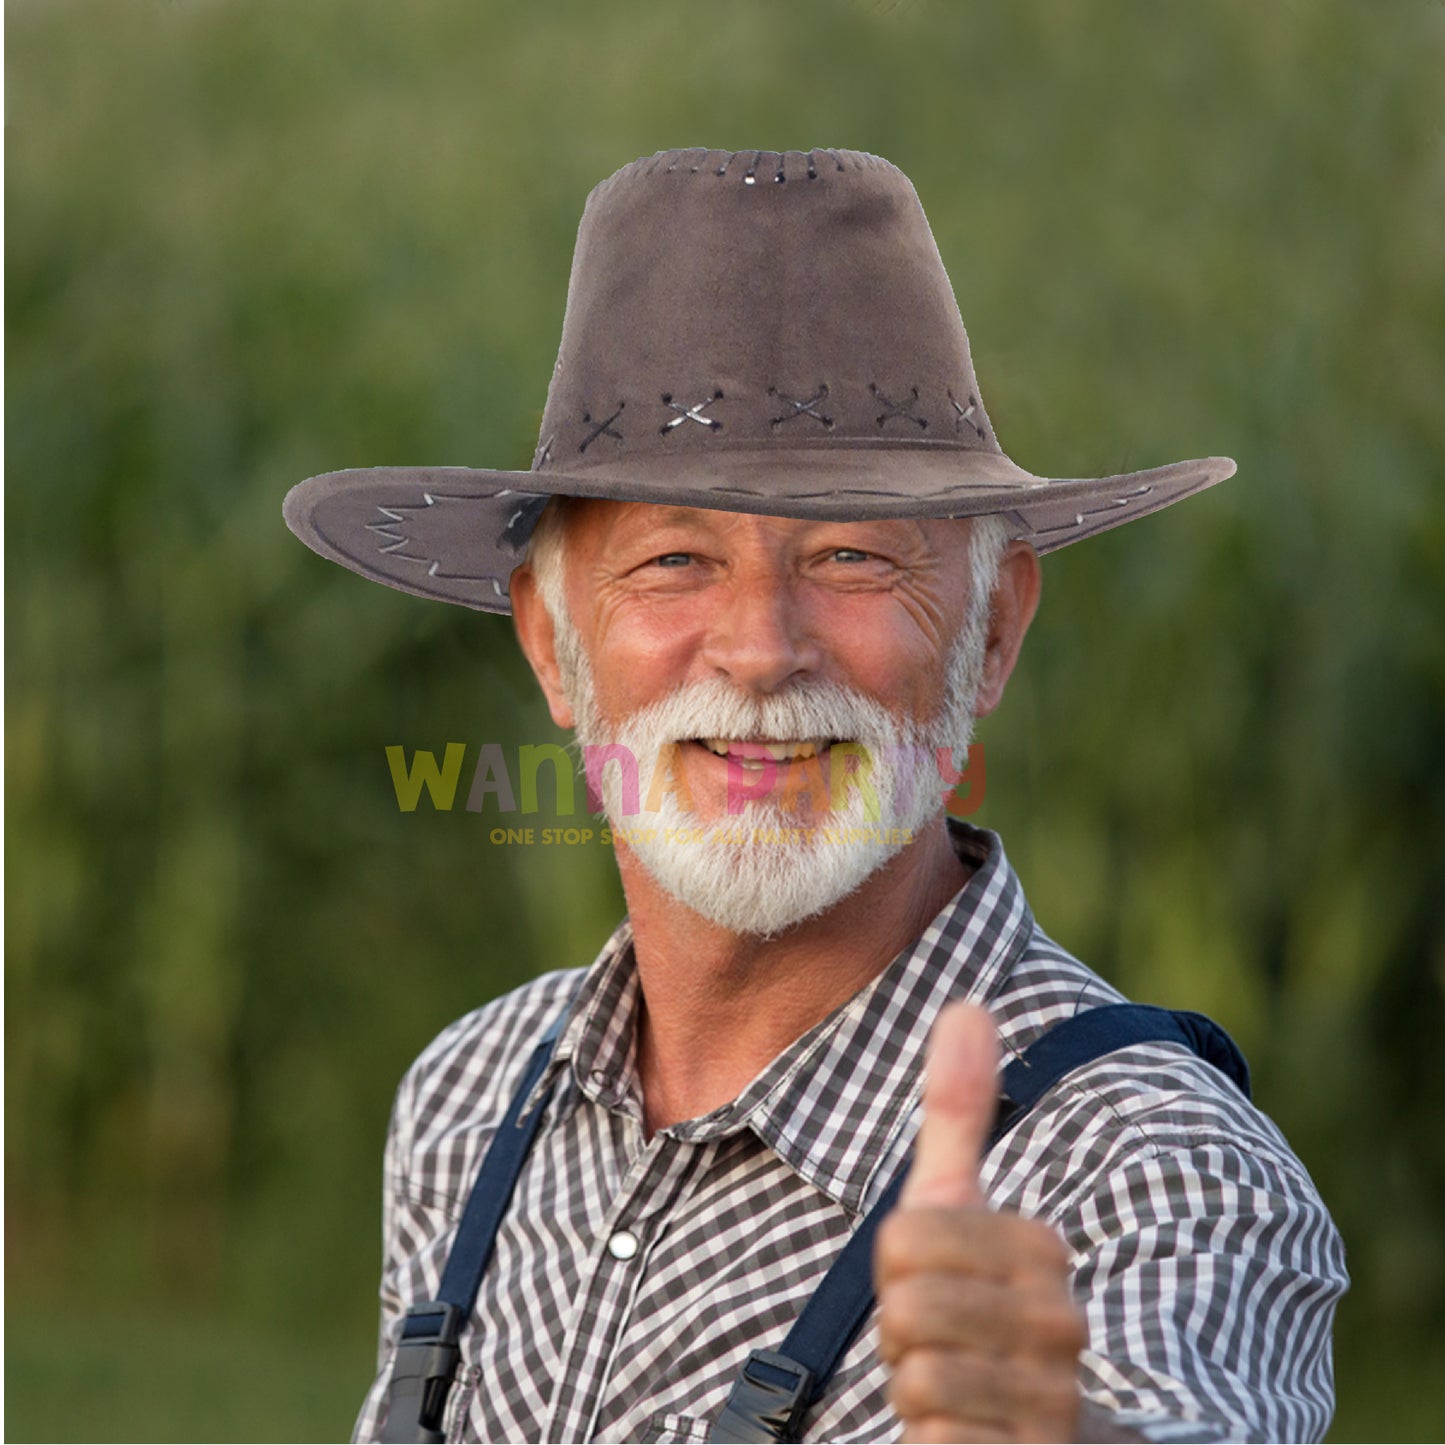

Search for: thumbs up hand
xmin=876 ymin=1003 xmax=1086 ymax=1443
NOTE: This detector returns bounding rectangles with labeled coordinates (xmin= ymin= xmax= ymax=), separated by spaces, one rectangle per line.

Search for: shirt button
xmin=607 ymin=1230 xmax=640 ymax=1261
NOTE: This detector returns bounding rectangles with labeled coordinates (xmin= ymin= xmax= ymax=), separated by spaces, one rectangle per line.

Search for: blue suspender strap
xmin=706 ymin=1166 xmax=911 ymax=1444
xmin=379 ymin=1012 xmax=568 ymax=1444
xmin=991 ymin=1003 xmax=1251 ymax=1142
xmin=706 ymin=1003 xmax=1251 ymax=1444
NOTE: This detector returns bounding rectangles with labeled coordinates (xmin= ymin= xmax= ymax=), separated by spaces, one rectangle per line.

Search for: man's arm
xmin=876 ymin=1004 xmax=1347 ymax=1443
xmin=1067 ymin=1140 xmax=1345 ymax=1441
xmin=352 ymin=1077 xmax=414 ymax=1443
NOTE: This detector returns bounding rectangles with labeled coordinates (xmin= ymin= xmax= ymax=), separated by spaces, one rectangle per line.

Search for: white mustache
xmin=607 ymin=676 xmax=926 ymax=757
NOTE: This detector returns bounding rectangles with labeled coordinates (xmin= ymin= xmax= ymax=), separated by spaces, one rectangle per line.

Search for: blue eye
xmin=654 ymin=553 xmax=692 ymax=568
xmin=832 ymin=548 xmax=870 ymax=562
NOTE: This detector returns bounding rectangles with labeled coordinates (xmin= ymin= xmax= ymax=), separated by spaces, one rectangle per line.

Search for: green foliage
xmin=7 ymin=1 xmax=1443 ymax=1438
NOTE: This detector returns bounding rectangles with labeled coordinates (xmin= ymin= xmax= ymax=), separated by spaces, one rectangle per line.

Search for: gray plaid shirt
xmin=355 ymin=825 xmax=1346 ymax=1443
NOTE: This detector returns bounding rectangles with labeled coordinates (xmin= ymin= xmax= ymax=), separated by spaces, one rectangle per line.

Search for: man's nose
xmin=699 ymin=577 xmax=822 ymax=694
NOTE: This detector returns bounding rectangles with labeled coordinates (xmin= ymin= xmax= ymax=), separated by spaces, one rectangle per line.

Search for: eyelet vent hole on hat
xmin=680 ymin=149 xmax=853 ymax=185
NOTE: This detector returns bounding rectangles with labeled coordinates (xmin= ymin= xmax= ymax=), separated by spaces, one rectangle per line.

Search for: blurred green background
xmin=7 ymin=1 xmax=1443 ymax=1439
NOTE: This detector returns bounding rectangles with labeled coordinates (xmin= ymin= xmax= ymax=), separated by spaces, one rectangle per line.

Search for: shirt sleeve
xmin=1064 ymin=1138 xmax=1348 ymax=1443
xmin=351 ymin=1078 xmax=412 ymax=1443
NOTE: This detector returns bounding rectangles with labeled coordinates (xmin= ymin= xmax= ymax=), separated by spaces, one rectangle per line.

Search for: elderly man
xmin=286 ymin=149 xmax=1346 ymax=1444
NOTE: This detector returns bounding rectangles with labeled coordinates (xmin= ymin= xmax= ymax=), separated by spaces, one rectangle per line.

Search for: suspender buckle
xmin=379 ymin=1301 xmax=465 ymax=1444
xmin=707 ymin=1349 xmax=815 ymax=1443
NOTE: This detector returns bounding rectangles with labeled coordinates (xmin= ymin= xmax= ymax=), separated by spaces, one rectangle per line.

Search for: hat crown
xmin=533 ymin=148 xmax=999 ymax=474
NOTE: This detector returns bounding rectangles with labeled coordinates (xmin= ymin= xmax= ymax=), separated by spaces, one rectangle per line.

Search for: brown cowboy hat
xmin=283 ymin=147 xmax=1234 ymax=614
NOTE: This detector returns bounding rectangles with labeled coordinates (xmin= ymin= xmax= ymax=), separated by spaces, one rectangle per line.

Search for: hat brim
xmin=282 ymin=446 xmax=1235 ymax=614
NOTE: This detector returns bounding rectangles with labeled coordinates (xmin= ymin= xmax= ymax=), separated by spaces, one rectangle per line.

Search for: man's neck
xmin=616 ymin=818 xmax=973 ymax=1136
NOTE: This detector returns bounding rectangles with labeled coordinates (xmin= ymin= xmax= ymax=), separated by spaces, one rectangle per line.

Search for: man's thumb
xmin=900 ymin=1001 xmax=1001 ymax=1210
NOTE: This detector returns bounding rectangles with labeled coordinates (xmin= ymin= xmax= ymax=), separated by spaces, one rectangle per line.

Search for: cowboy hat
xmin=283 ymin=147 xmax=1234 ymax=614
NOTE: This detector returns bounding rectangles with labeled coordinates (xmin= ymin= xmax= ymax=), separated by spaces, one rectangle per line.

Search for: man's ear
xmin=509 ymin=563 xmax=577 ymax=730
xmin=974 ymin=540 xmax=1042 ymax=718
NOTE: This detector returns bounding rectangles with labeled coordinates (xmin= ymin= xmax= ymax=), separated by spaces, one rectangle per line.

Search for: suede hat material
xmin=284 ymin=147 xmax=1235 ymax=613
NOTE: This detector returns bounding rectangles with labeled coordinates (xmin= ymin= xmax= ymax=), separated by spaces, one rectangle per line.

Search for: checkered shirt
xmin=354 ymin=824 xmax=1346 ymax=1443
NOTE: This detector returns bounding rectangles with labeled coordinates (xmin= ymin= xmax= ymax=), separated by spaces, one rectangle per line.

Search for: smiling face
xmin=511 ymin=499 xmax=1039 ymax=935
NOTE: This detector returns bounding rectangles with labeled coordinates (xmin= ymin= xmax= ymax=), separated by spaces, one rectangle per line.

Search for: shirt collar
xmin=534 ymin=823 xmax=1035 ymax=1215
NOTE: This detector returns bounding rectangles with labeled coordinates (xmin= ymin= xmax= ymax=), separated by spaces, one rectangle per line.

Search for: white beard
xmin=551 ymin=605 xmax=988 ymax=938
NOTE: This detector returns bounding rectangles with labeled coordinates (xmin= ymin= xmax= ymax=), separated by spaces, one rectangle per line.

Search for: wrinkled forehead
xmin=539 ymin=495 xmax=973 ymax=553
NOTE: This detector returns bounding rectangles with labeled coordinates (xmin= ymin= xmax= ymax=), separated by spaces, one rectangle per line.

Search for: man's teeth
xmin=699 ymin=738 xmax=826 ymax=769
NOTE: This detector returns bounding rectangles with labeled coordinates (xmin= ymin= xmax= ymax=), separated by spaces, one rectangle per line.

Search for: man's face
xmin=514 ymin=500 xmax=1034 ymax=935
